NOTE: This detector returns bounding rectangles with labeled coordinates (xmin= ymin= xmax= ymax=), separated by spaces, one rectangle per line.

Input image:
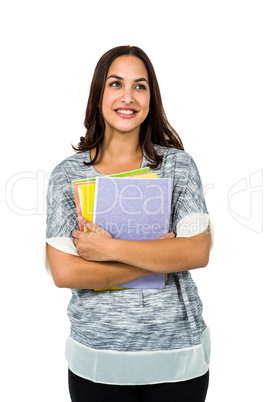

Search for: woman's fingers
xmin=158 ymin=232 xmax=175 ymax=240
xmin=73 ymin=217 xmax=111 ymax=238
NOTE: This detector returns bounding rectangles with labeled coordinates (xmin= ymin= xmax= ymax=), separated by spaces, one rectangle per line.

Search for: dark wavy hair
xmin=73 ymin=45 xmax=184 ymax=169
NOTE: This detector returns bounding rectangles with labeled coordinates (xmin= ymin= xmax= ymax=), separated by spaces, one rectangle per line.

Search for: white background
xmin=1 ymin=0 xmax=267 ymax=400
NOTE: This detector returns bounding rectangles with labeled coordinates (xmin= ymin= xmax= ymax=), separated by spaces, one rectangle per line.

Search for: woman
xmin=46 ymin=45 xmax=212 ymax=402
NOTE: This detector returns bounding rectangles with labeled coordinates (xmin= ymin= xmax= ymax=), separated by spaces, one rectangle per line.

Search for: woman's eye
xmin=135 ymin=84 xmax=147 ymax=90
xmin=109 ymin=81 xmax=121 ymax=88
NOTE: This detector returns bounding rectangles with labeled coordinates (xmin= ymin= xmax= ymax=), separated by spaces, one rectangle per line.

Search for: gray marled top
xmin=46 ymin=145 xmax=209 ymax=352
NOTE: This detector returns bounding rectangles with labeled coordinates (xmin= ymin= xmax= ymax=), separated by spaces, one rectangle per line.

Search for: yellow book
xmin=78 ymin=182 xmax=95 ymax=231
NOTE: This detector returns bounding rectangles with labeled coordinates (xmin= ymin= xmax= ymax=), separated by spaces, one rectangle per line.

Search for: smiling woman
xmin=46 ymin=45 xmax=211 ymax=402
xmin=101 ymin=56 xmax=151 ymax=139
xmin=73 ymin=45 xmax=184 ymax=171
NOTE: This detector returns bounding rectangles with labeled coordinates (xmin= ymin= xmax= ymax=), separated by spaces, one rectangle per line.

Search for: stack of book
xmin=72 ymin=168 xmax=173 ymax=290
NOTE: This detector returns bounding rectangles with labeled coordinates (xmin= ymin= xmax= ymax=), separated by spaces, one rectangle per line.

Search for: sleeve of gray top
xmin=46 ymin=166 xmax=79 ymax=239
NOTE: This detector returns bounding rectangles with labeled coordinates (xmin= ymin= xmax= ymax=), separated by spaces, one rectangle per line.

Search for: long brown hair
xmin=73 ymin=45 xmax=184 ymax=169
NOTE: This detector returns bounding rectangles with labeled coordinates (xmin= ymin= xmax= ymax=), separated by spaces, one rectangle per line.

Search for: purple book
xmin=93 ymin=177 xmax=173 ymax=289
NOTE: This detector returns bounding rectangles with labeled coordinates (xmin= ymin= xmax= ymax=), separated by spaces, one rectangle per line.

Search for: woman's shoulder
xmin=49 ymin=151 xmax=90 ymax=182
xmin=152 ymin=144 xmax=194 ymax=167
xmin=52 ymin=151 xmax=89 ymax=171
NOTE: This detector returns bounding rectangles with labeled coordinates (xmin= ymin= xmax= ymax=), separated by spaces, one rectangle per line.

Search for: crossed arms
xmin=47 ymin=217 xmax=211 ymax=289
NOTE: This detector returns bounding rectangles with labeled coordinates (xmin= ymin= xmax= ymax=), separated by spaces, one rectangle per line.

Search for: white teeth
xmin=116 ymin=109 xmax=135 ymax=115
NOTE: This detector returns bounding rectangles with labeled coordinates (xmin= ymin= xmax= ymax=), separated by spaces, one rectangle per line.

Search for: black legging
xmin=68 ymin=369 xmax=209 ymax=402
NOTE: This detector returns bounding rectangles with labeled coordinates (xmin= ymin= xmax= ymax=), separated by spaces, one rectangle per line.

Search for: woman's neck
xmin=91 ymin=133 xmax=143 ymax=175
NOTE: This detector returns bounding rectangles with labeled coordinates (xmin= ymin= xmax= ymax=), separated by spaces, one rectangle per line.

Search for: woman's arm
xmin=47 ymin=244 xmax=154 ymax=289
xmin=73 ymin=218 xmax=211 ymax=273
xmin=111 ymin=230 xmax=210 ymax=272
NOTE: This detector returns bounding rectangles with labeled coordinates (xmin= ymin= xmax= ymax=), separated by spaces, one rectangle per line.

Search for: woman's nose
xmin=120 ymin=87 xmax=134 ymax=104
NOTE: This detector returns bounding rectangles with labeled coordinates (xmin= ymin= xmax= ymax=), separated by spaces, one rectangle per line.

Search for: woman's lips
xmin=115 ymin=108 xmax=138 ymax=118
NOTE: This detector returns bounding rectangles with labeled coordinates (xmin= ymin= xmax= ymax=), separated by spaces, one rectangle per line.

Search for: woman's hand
xmin=72 ymin=217 xmax=175 ymax=262
xmin=72 ymin=218 xmax=113 ymax=262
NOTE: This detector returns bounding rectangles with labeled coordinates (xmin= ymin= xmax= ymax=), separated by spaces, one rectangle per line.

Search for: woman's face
xmin=102 ymin=55 xmax=150 ymax=137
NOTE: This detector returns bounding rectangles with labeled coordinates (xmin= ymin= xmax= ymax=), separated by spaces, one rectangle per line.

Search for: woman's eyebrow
xmin=134 ymin=77 xmax=148 ymax=83
xmin=107 ymin=74 xmax=123 ymax=81
xmin=107 ymin=74 xmax=148 ymax=84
